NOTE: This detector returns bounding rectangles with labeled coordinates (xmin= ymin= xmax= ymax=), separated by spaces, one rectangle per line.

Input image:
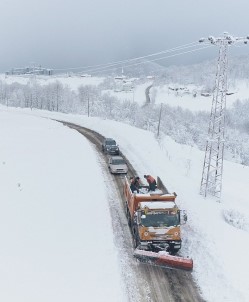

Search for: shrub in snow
xmin=223 ymin=209 xmax=249 ymax=232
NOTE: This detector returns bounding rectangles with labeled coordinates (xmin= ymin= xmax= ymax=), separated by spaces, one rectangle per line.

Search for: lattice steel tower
xmin=199 ymin=33 xmax=248 ymax=200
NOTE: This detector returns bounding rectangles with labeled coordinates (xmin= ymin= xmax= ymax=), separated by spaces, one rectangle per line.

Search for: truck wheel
xmin=132 ymin=230 xmax=140 ymax=248
xmin=127 ymin=213 xmax=131 ymax=227
xmin=169 ymin=247 xmax=179 ymax=255
xmin=133 ymin=235 xmax=138 ymax=248
xmin=125 ymin=204 xmax=131 ymax=226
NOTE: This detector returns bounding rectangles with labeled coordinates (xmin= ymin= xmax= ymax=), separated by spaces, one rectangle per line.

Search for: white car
xmin=108 ymin=156 xmax=128 ymax=174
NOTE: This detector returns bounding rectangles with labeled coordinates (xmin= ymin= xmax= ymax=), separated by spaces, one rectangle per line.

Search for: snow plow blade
xmin=133 ymin=249 xmax=193 ymax=271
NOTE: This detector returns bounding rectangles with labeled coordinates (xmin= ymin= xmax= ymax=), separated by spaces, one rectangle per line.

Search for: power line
xmin=87 ymin=45 xmax=212 ymax=75
xmin=80 ymin=44 xmax=211 ymax=74
xmin=53 ymin=44 xmax=211 ymax=75
xmin=51 ymin=41 xmax=209 ymax=73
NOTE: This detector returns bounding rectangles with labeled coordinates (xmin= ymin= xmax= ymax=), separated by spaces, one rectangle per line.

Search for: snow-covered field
xmin=0 ymin=74 xmax=104 ymax=91
xmin=151 ymin=80 xmax=249 ymax=111
xmin=0 ymin=110 xmax=126 ymax=302
xmin=1 ymin=106 xmax=249 ymax=302
xmin=103 ymin=81 xmax=154 ymax=105
xmin=108 ymin=78 xmax=249 ymax=110
xmin=2 ymin=74 xmax=249 ymax=111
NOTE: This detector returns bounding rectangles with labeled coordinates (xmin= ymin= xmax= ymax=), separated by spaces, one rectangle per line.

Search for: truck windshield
xmin=141 ymin=212 xmax=179 ymax=227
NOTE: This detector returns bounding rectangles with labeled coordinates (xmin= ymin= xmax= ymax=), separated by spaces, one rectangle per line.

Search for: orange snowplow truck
xmin=124 ymin=176 xmax=193 ymax=271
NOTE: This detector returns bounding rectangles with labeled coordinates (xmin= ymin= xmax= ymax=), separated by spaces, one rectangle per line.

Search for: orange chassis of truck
xmin=123 ymin=176 xmax=193 ymax=271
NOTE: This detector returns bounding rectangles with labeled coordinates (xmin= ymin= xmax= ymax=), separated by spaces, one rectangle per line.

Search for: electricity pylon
xmin=199 ymin=33 xmax=249 ymax=201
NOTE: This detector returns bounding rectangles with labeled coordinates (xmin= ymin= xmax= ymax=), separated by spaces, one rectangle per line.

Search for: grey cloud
xmin=0 ymin=0 xmax=248 ymax=72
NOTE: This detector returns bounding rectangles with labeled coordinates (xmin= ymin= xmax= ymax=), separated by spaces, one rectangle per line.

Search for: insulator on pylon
xmin=208 ymin=36 xmax=215 ymax=42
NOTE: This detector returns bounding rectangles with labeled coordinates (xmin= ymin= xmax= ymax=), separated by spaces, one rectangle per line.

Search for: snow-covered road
xmin=1 ymin=106 xmax=249 ymax=302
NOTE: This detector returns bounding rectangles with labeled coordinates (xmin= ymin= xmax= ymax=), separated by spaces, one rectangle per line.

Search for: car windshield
xmin=141 ymin=212 xmax=179 ymax=227
xmin=106 ymin=140 xmax=116 ymax=146
xmin=112 ymin=159 xmax=125 ymax=165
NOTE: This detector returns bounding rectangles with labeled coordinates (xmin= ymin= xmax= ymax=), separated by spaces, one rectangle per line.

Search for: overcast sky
xmin=0 ymin=0 xmax=248 ymax=73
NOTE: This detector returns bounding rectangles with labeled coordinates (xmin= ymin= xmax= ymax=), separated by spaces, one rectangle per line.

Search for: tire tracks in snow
xmin=58 ymin=121 xmax=205 ymax=302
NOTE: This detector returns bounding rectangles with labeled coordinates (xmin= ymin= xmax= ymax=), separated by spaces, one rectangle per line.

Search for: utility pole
xmin=199 ymin=33 xmax=248 ymax=201
xmin=87 ymin=95 xmax=90 ymax=117
xmin=157 ymin=103 xmax=163 ymax=138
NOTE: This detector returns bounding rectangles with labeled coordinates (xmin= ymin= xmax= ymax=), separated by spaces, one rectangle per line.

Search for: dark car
xmin=102 ymin=138 xmax=120 ymax=155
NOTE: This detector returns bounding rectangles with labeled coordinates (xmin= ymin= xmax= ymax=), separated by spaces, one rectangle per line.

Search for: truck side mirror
xmin=183 ymin=213 xmax=187 ymax=222
xmin=136 ymin=210 xmax=144 ymax=225
xmin=180 ymin=210 xmax=187 ymax=224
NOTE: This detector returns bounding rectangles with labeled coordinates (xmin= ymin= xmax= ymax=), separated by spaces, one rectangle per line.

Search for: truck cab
xmin=133 ymin=200 xmax=182 ymax=254
xmin=124 ymin=176 xmax=186 ymax=254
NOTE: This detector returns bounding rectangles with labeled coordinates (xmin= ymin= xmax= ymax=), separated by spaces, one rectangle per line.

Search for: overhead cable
xmin=84 ymin=45 xmax=212 ymax=75
xmin=51 ymin=41 xmax=208 ymax=72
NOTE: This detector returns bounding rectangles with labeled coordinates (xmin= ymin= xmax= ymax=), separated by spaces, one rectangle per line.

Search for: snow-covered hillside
xmin=104 ymin=79 xmax=249 ymax=111
xmin=1 ymin=106 xmax=249 ymax=302
xmin=0 ymin=74 xmax=105 ymax=90
xmin=150 ymin=80 xmax=249 ymax=112
xmin=0 ymin=110 xmax=127 ymax=302
xmin=1 ymin=74 xmax=249 ymax=112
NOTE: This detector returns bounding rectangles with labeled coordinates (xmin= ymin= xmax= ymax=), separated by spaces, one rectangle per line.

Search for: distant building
xmin=122 ymin=80 xmax=133 ymax=92
xmin=114 ymin=76 xmax=134 ymax=92
xmin=5 ymin=65 xmax=53 ymax=76
xmin=80 ymin=74 xmax=92 ymax=77
xmin=201 ymin=92 xmax=211 ymax=97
